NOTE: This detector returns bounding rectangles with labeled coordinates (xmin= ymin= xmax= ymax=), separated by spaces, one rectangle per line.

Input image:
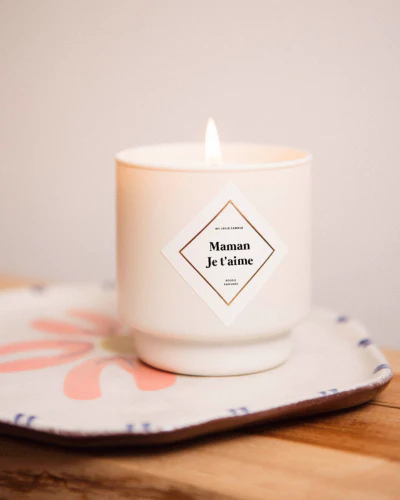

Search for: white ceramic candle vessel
xmin=116 ymin=143 xmax=311 ymax=376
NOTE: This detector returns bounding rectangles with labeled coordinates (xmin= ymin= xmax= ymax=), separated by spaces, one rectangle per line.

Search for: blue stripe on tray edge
xmin=373 ymin=363 xmax=392 ymax=374
xmin=14 ymin=413 xmax=36 ymax=427
xmin=358 ymin=338 xmax=373 ymax=347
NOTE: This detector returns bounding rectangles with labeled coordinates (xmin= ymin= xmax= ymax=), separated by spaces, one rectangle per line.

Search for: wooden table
xmin=0 ymin=278 xmax=399 ymax=500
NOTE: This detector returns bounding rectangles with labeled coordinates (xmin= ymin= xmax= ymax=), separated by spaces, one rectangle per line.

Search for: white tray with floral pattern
xmin=0 ymin=284 xmax=392 ymax=447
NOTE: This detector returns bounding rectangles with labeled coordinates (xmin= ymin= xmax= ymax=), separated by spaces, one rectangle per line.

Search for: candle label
xmin=162 ymin=182 xmax=287 ymax=326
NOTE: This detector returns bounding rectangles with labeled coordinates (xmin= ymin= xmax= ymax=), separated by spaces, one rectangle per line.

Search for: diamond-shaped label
xmin=162 ymin=182 xmax=287 ymax=326
xmin=180 ymin=201 xmax=275 ymax=305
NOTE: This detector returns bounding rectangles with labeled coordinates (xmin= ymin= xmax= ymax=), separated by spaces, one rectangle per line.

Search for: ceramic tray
xmin=0 ymin=284 xmax=392 ymax=447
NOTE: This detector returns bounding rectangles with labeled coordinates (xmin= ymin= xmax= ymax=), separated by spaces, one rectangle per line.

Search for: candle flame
xmin=205 ymin=118 xmax=222 ymax=166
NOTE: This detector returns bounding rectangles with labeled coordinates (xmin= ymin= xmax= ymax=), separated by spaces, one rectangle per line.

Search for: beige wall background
xmin=1 ymin=0 xmax=399 ymax=347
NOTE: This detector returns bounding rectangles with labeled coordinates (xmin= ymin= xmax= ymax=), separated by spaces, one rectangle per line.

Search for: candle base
xmin=133 ymin=331 xmax=291 ymax=376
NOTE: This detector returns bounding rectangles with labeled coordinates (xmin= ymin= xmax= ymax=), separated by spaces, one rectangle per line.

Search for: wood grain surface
xmin=0 ymin=278 xmax=399 ymax=500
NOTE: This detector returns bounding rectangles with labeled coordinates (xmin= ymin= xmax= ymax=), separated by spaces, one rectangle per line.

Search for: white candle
xmin=116 ymin=123 xmax=312 ymax=376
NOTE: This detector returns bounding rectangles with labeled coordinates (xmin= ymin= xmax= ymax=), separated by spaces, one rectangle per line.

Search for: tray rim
xmin=0 ymin=373 xmax=391 ymax=448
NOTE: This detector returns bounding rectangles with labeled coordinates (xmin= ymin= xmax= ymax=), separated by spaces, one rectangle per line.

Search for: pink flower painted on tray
xmin=0 ymin=310 xmax=176 ymax=400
